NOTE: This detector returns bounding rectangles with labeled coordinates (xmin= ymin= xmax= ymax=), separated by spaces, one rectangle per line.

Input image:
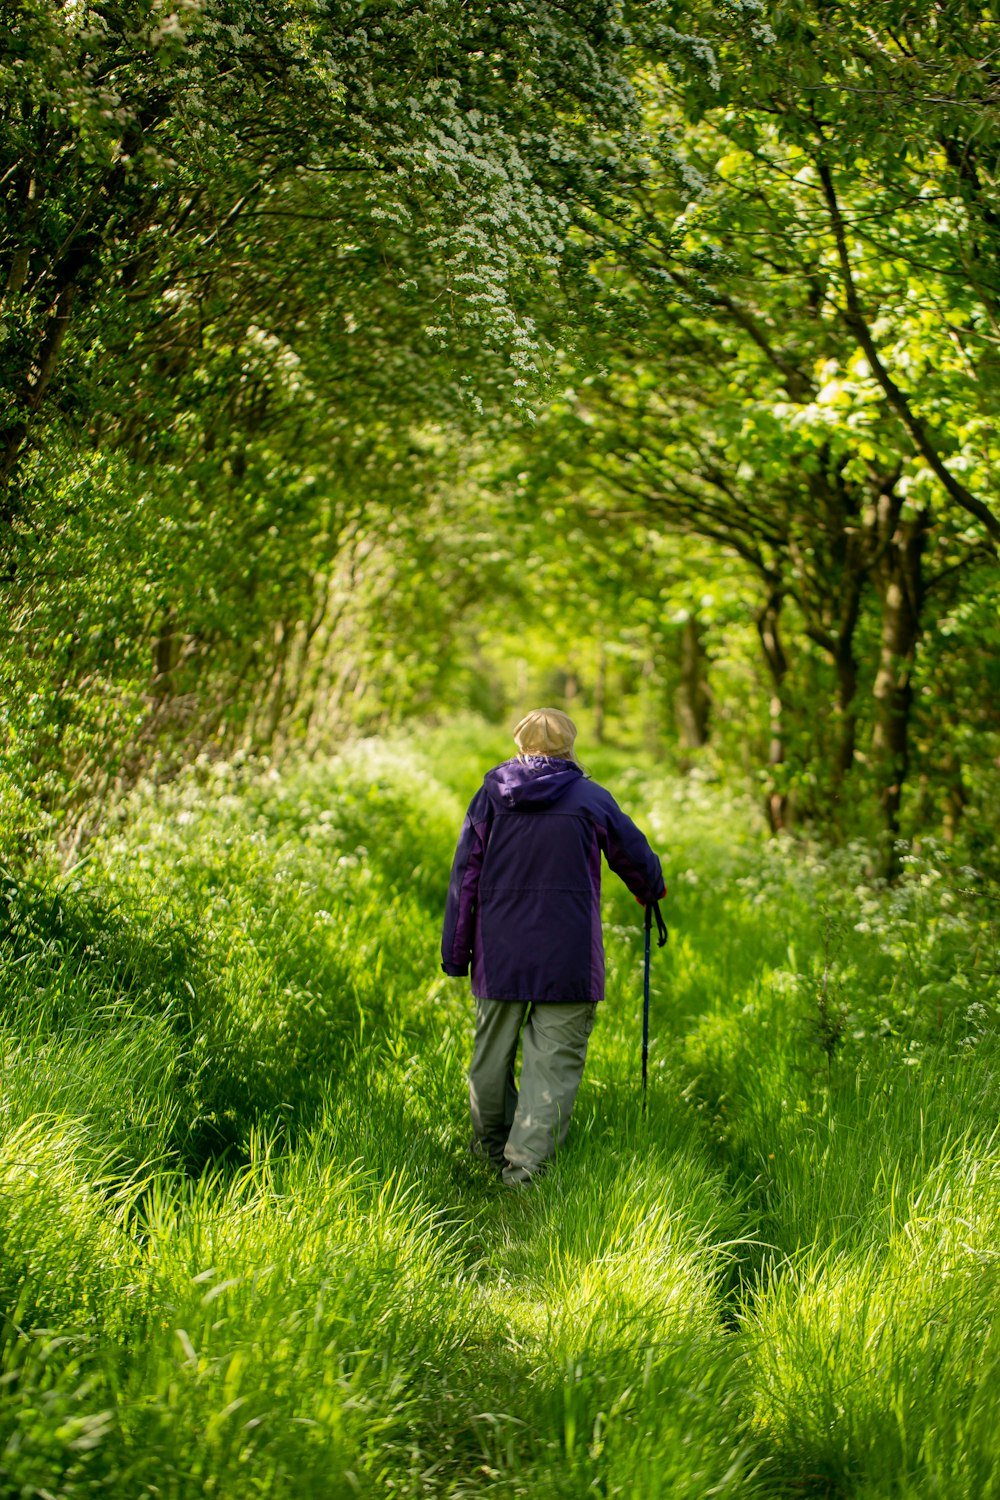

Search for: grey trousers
xmin=468 ymin=998 xmax=597 ymax=1186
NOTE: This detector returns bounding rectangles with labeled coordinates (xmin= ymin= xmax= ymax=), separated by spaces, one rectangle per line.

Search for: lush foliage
xmin=4 ymin=1 xmax=999 ymax=864
xmin=500 ymin=0 xmax=1000 ymax=858
xmin=1 ymin=0 xmax=640 ymax=836
xmin=3 ymin=722 xmax=999 ymax=1496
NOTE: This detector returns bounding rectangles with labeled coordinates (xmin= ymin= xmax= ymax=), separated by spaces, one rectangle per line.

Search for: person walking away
xmin=441 ymin=708 xmax=665 ymax=1186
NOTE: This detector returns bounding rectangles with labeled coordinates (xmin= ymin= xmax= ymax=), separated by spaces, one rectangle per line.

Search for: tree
xmin=506 ymin=0 xmax=999 ymax=859
xmin=1 ymin=0 xmax=659 ymax=840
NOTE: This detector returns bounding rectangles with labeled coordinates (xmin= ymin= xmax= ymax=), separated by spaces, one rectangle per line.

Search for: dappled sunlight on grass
xmin=747 ymin=1140 xmax=1000 ymax=1495
xmin=3 ymin=720 xmax=1000 ymax=1495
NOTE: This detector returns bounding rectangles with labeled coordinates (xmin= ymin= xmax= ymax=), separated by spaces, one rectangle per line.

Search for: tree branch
xmin=817 ymin=158 xmax=1000 ymax=547
xmin=666 ymin=266 xmax=815 ymax=401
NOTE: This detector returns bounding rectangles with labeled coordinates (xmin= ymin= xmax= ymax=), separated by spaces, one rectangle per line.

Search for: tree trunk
xmin=273 ymin=578 xmax=331 ymax=754
xmin=756 ymin=588 xmax=790 ymax=832
xmin=828 ymin=560 xmax=865 ymax=803
xmin=870 ymin=500 xmax=927 ymax=873
xmin=259 ymin=619 xmax=291 ymax=748
xmin=675 ymin=613 xmax=711 ymax=752
xmin=941 ymin=752 xmax=967 ymax=843
xmin=798 ymin=456 xmax=868 ymax=819
xmin=151 ymin=610 xmax=179 ymax=701
xmin=832 ymin=643 xmax=859 ymax=788
xmin=1 ymin=279 xmax=78 ymax=502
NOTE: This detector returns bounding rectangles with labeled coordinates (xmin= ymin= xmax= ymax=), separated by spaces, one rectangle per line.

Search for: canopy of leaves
xmin=2 ymin=0 xmax=998 ymax=870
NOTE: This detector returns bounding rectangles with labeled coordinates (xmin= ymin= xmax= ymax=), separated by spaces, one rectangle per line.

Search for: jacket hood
xmin=484 ymin=756 xmax=583 ymax=810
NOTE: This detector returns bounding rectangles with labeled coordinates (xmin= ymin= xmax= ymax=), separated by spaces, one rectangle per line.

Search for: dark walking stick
xmin=642 ymin=900 xmax=668 ymax=1111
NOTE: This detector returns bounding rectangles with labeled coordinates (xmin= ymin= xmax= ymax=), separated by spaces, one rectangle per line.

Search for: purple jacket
xmin=441 ymin=757 xmax=664 ymax=1003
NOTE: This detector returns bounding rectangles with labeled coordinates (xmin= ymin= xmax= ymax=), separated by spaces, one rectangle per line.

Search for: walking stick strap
xmin=646 ymin=900 xmax=668 ymax=948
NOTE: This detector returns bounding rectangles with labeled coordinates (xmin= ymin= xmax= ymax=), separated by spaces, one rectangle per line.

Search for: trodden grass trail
xmin=2 ymin=721 xmax=999 ymax=1498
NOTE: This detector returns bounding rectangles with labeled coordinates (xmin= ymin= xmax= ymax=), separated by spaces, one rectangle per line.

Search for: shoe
xmin=468 ymin=1139 xmax=505 ymax=1177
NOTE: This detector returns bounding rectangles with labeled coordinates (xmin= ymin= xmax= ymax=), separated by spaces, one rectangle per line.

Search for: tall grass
xmin=2 ymin=720 xmax=998 ymax=1496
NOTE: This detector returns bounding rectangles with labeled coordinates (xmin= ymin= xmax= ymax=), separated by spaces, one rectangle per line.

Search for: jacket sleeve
xmin=596 ymin=794 xmax=665 ymax=905
xmin=441 ymin=789 xmax=490 ymax=977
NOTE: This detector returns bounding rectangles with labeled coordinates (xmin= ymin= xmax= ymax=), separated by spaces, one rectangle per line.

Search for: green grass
xmin=1 ymin=719 xmax=999 ymax=1496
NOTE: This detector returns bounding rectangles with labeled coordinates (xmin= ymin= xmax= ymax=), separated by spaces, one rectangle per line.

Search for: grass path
xmin=2 ymin=722 xmax=999 ymax=1497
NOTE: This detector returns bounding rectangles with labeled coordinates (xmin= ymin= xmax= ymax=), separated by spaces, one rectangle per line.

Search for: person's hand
xmin=635 ymin=886 xmax=667 ymax=905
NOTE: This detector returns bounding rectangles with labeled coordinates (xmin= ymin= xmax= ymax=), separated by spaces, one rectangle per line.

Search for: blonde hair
xmin=513 ymin=707 xmax=579 ymax=763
